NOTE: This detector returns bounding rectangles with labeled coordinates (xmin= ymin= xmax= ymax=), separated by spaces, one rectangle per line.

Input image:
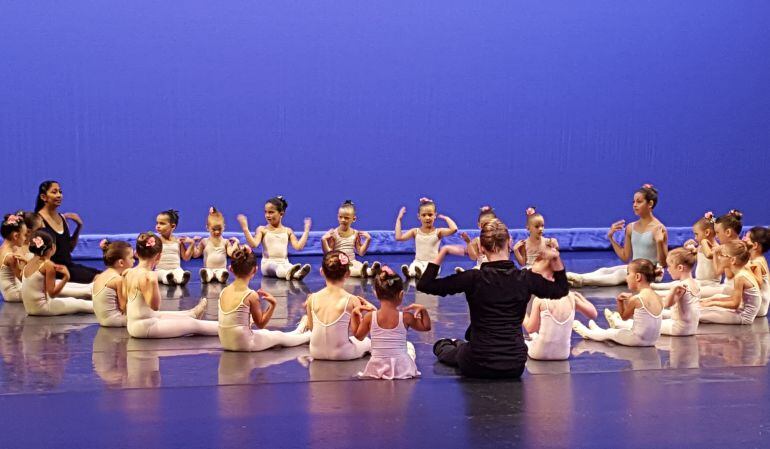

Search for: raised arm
xmin=351 ymin=308 xmax=373 ymax=340
xmin=289 ymin=218 xmax=312 ymax=250
xmin=616 ymin=293 xmax=637 ymax=321
xmin=321 ymin=229 xmax=335 ymax=253
xmin=654 ymin=224 xmax=669 ymax=268
xmin=63 ymin=213 xmax=83 ymax=251
xmin=607 ymin=221 xmax=630 ymax=262
xmin=180 ymin=237 xmax=198 ymax=261
xmin=225 ymin=238 xmax=240 ymax=257
xmin=395 ymin=207 xmax=416 ymax=241
xmin=193 ymin=238 xmax=206 ymax=259
xmin=237 ymin=214 xmax=264 ymax=248
xmin=513 ymin=240 xmax=527 ymax=266
xmin=523 ymin=298 xmax=543 ymax=333
xmin=356 ymin=231 xmax=372 ymax=257
xmin=437 ymin=214 xmax=458 ymax=238
xmin=142 ymin=272 xmax=162 ymax=311
xmin=251 ymin=289 xmax=276 ymax=328
xmin=403 ymin=303 xmax=432 ymax=331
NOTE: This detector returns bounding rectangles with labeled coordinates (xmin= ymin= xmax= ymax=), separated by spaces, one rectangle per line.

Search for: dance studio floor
xmin=1 ymin=252 xmax=768 ymax=448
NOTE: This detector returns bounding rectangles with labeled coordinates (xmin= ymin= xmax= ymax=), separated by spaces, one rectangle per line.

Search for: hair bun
xmin=729 ymin=209 xmax=744 ymax=220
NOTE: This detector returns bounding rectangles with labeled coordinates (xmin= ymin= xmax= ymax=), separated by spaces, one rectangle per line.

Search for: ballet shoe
xmin=572 ymin=321 xmax=590 ymax=339
xmin=370 ymin=261 xmax=381 ymax=277
xmin=194 ymin=298 xmax=208 ymax=319
xmin=401 ymin=265 xmax=411 ymax=279
xmin=219 ymin=271 xmax=229 ymax=283
xmin=360 ymin=261 xmax=369 ymax=278
xmin=455 ymin=267 xmax=465 ymax=274
xmin=604 ymin=308 xmax=617 ymax=328
xmin=286 ymin=264 xmax=301 ymax=281
xmin=414 ymin=266 xmax=423 ymax=280
xmin=295 ymin=264 xmax=311 ymax=280
xmin=567 ymin=272 xmax=583 ymax=288
xmin=180 ymin=271 xmax=191 ymax=286
xmin=199 ymin=269 xmax=210 ymax=284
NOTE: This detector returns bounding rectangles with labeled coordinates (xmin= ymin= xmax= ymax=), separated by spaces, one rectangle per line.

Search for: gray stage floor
xmin=1 ymin=253 xmax=768 ymax=448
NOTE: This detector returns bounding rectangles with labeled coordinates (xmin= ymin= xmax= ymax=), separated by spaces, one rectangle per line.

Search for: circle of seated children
xmin=2 ymin=182 xmax=770 ymax=380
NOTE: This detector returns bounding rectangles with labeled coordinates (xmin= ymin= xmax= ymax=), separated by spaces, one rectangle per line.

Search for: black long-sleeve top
xmin=417 ymin=260 xmax=569 ymax=372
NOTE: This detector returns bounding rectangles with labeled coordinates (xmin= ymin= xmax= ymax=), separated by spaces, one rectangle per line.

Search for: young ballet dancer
xmin=567 ymin=184 xmax=668 ymax=287
xmin=744 ymin=226 xmax=770 ymax=317
xmin=20 ymin=230 xmax=94 ymax=316
xmin=1 ymin=213 xmax=28 ymax=302
xmin=572 ymin=259 xmax=663 ymax=346
xmin=154 ymin=209 xmax=194 ymax=286
xmin=395 ymin=197 xmax=458 ymax=279
xmin=92 ymin=240 xmax=134 ymax=327
xmin=123 ymin=232 xmax=217 ymax=338
xmin=351 ymin=266 xmax=431 ymax=379
xmin=195 ymin=207 xmax=240 ymax=283
xmin=218 ymin=245 xmax=311 ymax=351
xmin=305 ymin=251 xmax=373 ymax=360
xmin=654 ymin=212 xmax=720 ymax=293
xmin=606 ymin=247 xmax=701 ymax=336
xmin=321 ymin=200 xmax=379 ymax=278
xmin=456 ymin=206 xmax=497 ymax=273
xmin=237 ymin=196 xmax=312 ymax=281
xmin=513 ymin=207 xmax=559 ymax=269
xmin=523 ymin=286 xmax=597 ymax=361
xmin=699 ymin=240 xmax=762 ymax=325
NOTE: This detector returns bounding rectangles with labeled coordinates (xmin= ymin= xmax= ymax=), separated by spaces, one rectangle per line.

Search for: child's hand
xmin=397 ymin=207 xmax=406 ymax=219
xmin=304 ymin=218 xmax=312 ymax=231
xmin=63 ymin=212 xmax=83 ymax=226
xmin=513 ymin=239 xmax=526 ymax=252
xmin=672 ymin=285 xmax=686 ymax=299
xmin=355 ymin=296 xmax=375 ymax=311
xmin=257 ymin=289 xmax=277 ymax=305
xmin=322 ymin=229 xmax=335 ymax=242
xmin=653 ymin=225 xmax=667 ymax=243
xmin=607 ymin=220 xmax=625 ymax=239
xmin=404 ymin=303 xmax=426 ymax=319
xmin=229 ymin=237 xmax=240 ymax=245
xmin=616 ymin=292 xmax=632 ymax=301
xmin=358 ymin=231 xmax=371 ymax=242
xmin=460 ymin=232 xmax=471 ymax=244
xmin=546 ymin=238 xmax=559 ymax=249
xmin=237 ymin=214 xmax=248 ymax=228
xmin=55 ymin=264 xmax=70 ymax=278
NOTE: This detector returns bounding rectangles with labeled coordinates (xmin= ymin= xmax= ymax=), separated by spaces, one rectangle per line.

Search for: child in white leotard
xmin=321 ymin=200 xmax=379 ymax=278
xmin=698 ymin=210 xmax=745 ymax=298
xmin=21 ymin=230 xmax=94 ymax=316
xmin=524 ymin=288 xmax=597 ymax=361
xmin=567 ymin=184 xmax=668 ymax=287
xmin=92 ymin=240 xmax=134 ymax=327
xmin=456 ymin=206 xmax=497 ymax=274
xmin=305 ymin=251 xmax=373 ymax=360
xmin=700 ymin=240 xmax=762 ymax=325
xmin=123 ymin=232 xmax=216 ymax=338
xmin=195 ymin=207 xmax=239 ymax=284
xmin=513 ymin=207 xmax=559 ymax=269
xmin=218 ymin=246 xmax=310 ymax=351
xmin=395 ymin=197 xmax=458 ymax=279
xmin=653 ymin=212 xmax=721 ymax=292
xmin=608 ymin=247 xmax=701 ymax=336
xmin=573 ymin=259 xmax=663 ymax=346
xmin=352 ymin=266 xmax=431 ymax=379
xmin=744 ymin=227 xmax=770 ymax=317
xmin=154 ymin=209 xmax=194 ymax=286
xmin=1 ymin=213 xmax=28 ymax=302
xmin=238 ymin=196 xmax=312 ymax=281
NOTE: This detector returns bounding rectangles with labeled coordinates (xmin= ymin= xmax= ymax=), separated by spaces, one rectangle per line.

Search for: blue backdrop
xmin=2 ymin=1 xmax=769 ymax=237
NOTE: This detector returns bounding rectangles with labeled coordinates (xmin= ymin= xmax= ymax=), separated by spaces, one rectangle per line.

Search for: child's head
xmin=1 ymin=213 xmax=27 ymax=246
xmin=715 ymin=210 xmax=743 ymax=243
xmin=337 ymin=200 xmax=357 ymax=229
xmin=525 ymin=207 xmax=545 ymax=238
xmin=477 ymin=206 xmax=497 ymax=228
xmin=743 ymin=226 xmax=770 ymax=255
xmin=693 ymin=211 xmax=716 ymax=242
xmin=135 ymin=232 xmax=163 ymax=263
xmin=206 ymin=206 xmax=225 ymax=238
xmin=34 ymin=180 xmax=61 ymax=212
xmin=479 ymin=219 xmax=510 ymax=255
xmin=265 ymin=196 xmax=288 ymax=226
xmin=155 ymin=209 xmax=179 ymax=238
xmin=28 ymin=230 xmax=55 ymax=259
xmin=230 ymin=245 xmax=258 ymax=278
xmin=625 ymin=258 xmax=656 ymax=290
xmin=716 ymin=240 xmax=752 ymax=270
xmin=22 ymin=211 xmax=43 ymax=236
xmin=321 ymin=250 xmax=350 ymax=282
xmin=417 ymin=197 xmax=437 ymax=227
xmin=633 ymin=184 xmax=658 ymax=216
xmin=666 ymin=247 xmax=697 ymax=280
xmin=373 ymin=266 xmax=405 ymax=304
xmin=99 ymin=239 xmax=134 ymax=271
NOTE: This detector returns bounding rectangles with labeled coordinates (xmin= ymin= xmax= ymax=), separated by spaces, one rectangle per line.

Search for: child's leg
xmin=368 ymin=261 xmax=381 ymax=277
xmin=144 ymin=315 xmax=219 ymax=338
xmin=248 ymin=329 xmax=311 ymax=351
xmin=346 ymin=336 xmax=371 ymax=359
xmin=699 ymin=306 xmax=743 ymax=324
xmin=100 ymin=312 xmax=127 ymax=328
xmin=170 ymin=268 xmax=189 ymax=285
xmin=199 ymin=268 xmax=212 ymax=283
xmin=348 ymin=260 xmax=364 ymax=278
xmin=214 ymin=269 xmax=229 ymax=283
xmin=293 ymin=263 xmax=311 ymax=280
xmin=651 ymin=280 xmax=678 ymax=290
xmin=157 ymin=269 xmax=173 ymax=285
xmin=156 ymin=299 xmax=207 ymax=319
xmin=699 ymin=284 xmax=728 ymax=298
xmin=576 ymin=265 xmax=628 ymax=287
xmin=261 ymin=260 xmax=279 ymax=278
xmin=574 ymin=321 xmax=645 ymax=346
xmin=1 ymin=281 xmax=22 ymax=302
xmin=59 ymin=282 xmax=93 ymax=299
xmin=40 ymin=297 xmax=94 ymax=316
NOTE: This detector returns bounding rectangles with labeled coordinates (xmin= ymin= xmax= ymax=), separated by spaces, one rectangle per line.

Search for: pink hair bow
xmin=145 ymin=236 xmax=156 ymax=248
xmin=642 ymin=183 xmax=654 ymax=189
xmin=32 ymin=236 xmax=44 ymax=249
xmin=338 ymin=253 xmax=350 ymax=265
xmin=525 ymin=207 xmax=536 ymax=216
xmin=381 ymin=265 xmax=395 ymax=276
xmin=419 ymin=197 xmax=433 ymax=204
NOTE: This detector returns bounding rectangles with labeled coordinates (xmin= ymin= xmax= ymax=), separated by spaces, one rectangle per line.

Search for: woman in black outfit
xmin=34 ymin=180 xmax=101 ymax=284
xmin=417 ymin=219 xmax=569 ymax=379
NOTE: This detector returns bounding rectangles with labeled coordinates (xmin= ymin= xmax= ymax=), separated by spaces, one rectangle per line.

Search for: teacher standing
xmin=35 ymin=180 xmax=101 ymax=284
xmin=417 ymin=219 xmax=569 ymax=379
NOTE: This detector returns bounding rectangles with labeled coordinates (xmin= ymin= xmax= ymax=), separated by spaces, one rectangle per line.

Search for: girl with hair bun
xmin=744 ymin=226 xmax=770 ymax=317
xmin=512 ymin=206 xmax=559 ymax=269
xmin=20 ymin=230 xmax=94 ymax=316
xmin=154 ymin=209 xmax=195 ymax=286
xmin=321 ymin=200 xmax=380 ymax=278
xmin=395 ymin=197 xmax=458 ymax=279
xmin=218 ymin=245 xmax=311 ymax=351
xmin=456 ymin=205 xmax=497 ymax=273
xmin=567 ymin=184 xmax=668 ymax=287
xmin=699 ymin=240 xmax=762 ymax=325
xmin=123 ymin=232 xmax=217 ymax=338
xmin=195 ymin=207 xmax=240 ymax=283
xmin=1 ymin=212 xmax=28 ymax=302
xmin=237 ymin=196 xmax=313 ymax=281
xmin=92 ymin=240 xmax=134 ymax=327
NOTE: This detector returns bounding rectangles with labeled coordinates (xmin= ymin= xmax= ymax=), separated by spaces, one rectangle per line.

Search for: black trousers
xmin=433 ymin=339 xmax=525 ymax=379
xmin=57 ymin=263 xmax=101 ymax=284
